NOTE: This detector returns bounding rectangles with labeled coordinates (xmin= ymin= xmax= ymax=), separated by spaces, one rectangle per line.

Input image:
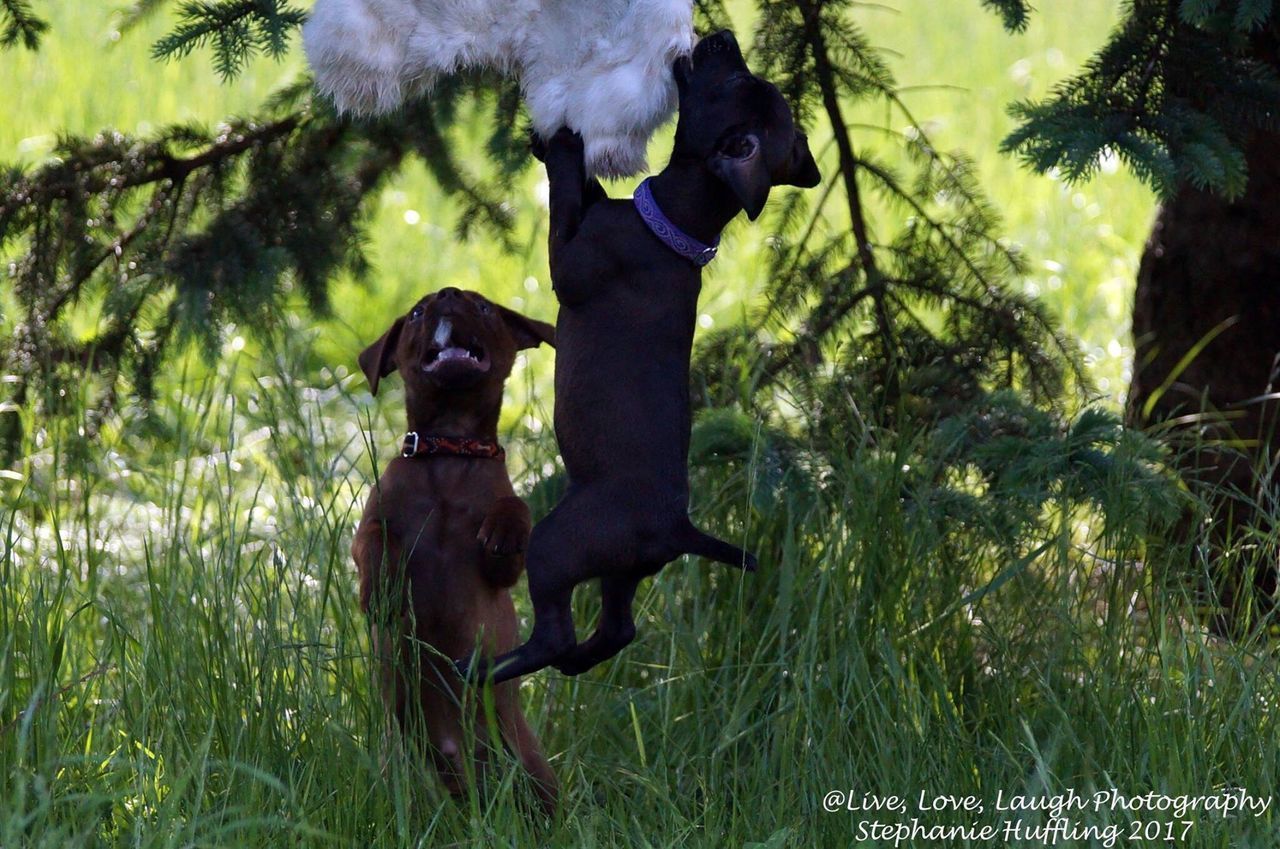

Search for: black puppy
xmin=461 ymin=30 xmax=820 ymax=683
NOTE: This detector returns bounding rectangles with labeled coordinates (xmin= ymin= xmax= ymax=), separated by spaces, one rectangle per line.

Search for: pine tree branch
xmin=153 ymin=0 xmax=307 ymax=80
xmin=790 ymin=0 xmax=897 ymax=373
xmin=761 ymin=278 xmax=879 ymax=386
xmin=1001 ymin=0 xmax=1280 ymax=197
xmin=759 ymin=165 xmax=841 ymax=324
xmin=1 ymin=116 xmax=300 ymax=216
xmin=980 ymin=0 xmax=1032 ymax=32
xmin=0 ymin=0 xmax=46 ymax=50
xmin=42 ymin=191 xmax=168 ymax=323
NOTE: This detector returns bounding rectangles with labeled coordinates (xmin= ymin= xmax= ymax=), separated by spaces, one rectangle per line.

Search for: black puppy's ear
xmin=709 ymin=133 xmax=771 ymax=221
xmin=358 ymin=317 xmax=405 ymax=396
xmin=673 ymin=54 xmax=692 ymax=98
xmin=497 ymin=306 xmax=556 ymax=350
xmin=783 ymin=132 xmax=821 ymax=188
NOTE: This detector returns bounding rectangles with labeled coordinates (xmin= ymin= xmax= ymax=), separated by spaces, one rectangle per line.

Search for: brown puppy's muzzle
xmin=420 ymin=312 xmax=493 ymax=383
xmin=410 ymin=287 xmax=498 ymax=387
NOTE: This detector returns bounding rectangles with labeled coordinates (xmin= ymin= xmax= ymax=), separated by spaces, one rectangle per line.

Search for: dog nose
xmin=434 ymin=287 xmax=472 ymax=316
xmin=704 ymin=30 xmax=733 ymax=48
xmin=695 ymin=29 xmax=736 ymax=56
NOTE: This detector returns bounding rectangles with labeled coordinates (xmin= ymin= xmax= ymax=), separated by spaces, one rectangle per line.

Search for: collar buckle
xmin=401 ymin=431 xmax=419 ymax=458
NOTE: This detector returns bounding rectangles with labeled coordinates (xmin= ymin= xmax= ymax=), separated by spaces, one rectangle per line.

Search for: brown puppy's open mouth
xmin=423 ymin=343 xmax=491 ymax=374
xmin=420 ymin=315 xmax=492 ymax=379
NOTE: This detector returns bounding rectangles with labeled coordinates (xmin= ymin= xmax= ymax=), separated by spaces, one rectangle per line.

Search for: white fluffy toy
xmin=302 ymin=0 xmax=694 ymax=178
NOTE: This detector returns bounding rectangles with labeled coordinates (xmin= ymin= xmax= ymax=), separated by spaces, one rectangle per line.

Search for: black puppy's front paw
xmin=529 ymin=129 xmax=548 ymax=163
xmin=531 ymin=127 xmax=583 ymax=163
xmin=548 ymin=126 xmax=584 ymax=155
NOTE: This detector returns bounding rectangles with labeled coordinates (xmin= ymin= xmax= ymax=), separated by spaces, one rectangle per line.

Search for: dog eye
xmin=479 ymin=302 xmax=491 ymax=315
xmin=409 ymin=306 xmax=425 ymax=322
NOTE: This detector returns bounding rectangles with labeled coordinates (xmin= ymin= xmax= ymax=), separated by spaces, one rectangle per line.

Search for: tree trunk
xmin=1127 ymin=128 xmax=1280 ymax=632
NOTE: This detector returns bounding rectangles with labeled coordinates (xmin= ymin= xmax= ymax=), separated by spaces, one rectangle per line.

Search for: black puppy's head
xmin=672 ymin=30 xmax=821 ymax=220
xmin=359 ymin=287 xmax=555 ymax=399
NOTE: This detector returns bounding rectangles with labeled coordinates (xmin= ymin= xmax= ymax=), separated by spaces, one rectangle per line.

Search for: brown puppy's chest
xmin=359 ymin=457 xmax=518 ymax=655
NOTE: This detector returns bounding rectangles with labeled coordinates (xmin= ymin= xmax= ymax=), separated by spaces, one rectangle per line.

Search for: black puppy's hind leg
xmin=455 ymin=579 xmax=577 ymax=684
xmin=681 ymin=522 xmax=758 ymax=572
xmin=553 ymin=575 xmax=641 ymax=676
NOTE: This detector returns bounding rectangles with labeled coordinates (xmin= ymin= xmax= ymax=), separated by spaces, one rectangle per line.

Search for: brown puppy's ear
xmin=783 ymin=132 xmax=821 ymax=188
xmin=358 ymin=317 xmax=405 ymax=396
xmin=497 ymin=306 xmax=556 ymax=350
xmin=709 ymin=132 xmax=771 ymax=220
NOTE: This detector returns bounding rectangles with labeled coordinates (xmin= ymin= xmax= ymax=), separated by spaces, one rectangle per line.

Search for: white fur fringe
xmin=302 ymin=0 xmax=694 ymax=178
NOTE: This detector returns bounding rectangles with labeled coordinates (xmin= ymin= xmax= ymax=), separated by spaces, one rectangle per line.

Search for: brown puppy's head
xmin=671 ymin=29 xmax=821 ymax=220
xmin=358 ymin=287 xmax=554 ymax=401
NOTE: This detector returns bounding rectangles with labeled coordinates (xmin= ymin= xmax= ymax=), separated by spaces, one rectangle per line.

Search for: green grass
xmin=5 ymin=3 xmax=1277 ymax=848
xmin=4 ymin=341 xmax=1278 ymax=847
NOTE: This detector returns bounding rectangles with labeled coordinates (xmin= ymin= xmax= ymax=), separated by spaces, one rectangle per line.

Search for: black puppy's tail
xmin=681 ymin=523 xmax=758 ymax=572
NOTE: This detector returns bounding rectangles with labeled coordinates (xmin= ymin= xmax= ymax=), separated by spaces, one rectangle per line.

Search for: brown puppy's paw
xmin=479 ymin=520 xmax=526 ymax=557
xmin=477 ymin=496 xmax=531 ymax=557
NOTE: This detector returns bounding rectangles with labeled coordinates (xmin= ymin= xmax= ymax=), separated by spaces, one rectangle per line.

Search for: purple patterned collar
xmin=633 ymin=178 xmax=719 ymax=267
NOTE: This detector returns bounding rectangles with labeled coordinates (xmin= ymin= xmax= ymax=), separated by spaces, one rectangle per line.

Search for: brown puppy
xmin=352 ymin=286 xmax=557 ymax=811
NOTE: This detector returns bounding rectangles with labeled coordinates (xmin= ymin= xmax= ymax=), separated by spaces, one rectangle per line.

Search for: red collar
xmin=400 ymin=431 xmax=505 ymax=460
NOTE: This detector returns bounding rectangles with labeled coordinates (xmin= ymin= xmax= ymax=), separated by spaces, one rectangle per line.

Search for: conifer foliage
xmin=0 ymin=0 xmax=45 ymax=50
xmin=5 ymin=0 xmax=1254 ymax=457
xmin=1000 ymin=0 xmax=1280 ymax=198
xmin=153 ymin=1 xmax=306 ymax=80
xmin=980 ymin=0 xmax=1033 ymax=32
xmin=692 ymin=0 xmax=1075 ymax=432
